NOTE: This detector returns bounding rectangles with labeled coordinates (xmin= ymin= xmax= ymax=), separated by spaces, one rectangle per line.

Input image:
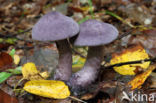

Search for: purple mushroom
xmin=68 ymin=19 xmax=118 ymax=94
xmin=32 ymin=11 xmax=79 ymax=81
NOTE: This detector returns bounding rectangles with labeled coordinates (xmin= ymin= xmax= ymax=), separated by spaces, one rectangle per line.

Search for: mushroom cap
xmin=32 ymin=11 xmax=79 ymax=41
xmin=74 ymin=19 xmax=118 ymax=46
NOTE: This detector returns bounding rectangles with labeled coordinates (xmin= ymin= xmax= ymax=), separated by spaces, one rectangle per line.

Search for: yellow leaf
xmin=22 ymin=62 xmax=43 ymax=80
xmin=72 ymin=55 xmax=86 ymax=69
xmin=13 ymin=54 xmax=20 ymax=65
xmin=110 ymin=45 xmax=150 ymax=75
xmin=81 ymin=6 xmax=93 ymax=12
xmin=39 ymin=71 xmax=49 ymax=79
xmin=24 ymin=80 xmax=70 ymax=99
xmin=128 ymin=65 xmax=155 ymax=90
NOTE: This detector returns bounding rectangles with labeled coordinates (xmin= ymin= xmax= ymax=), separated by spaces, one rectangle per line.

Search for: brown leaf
xmin=128 ymin=64 xmax=155 ymax=90
xmin=81 ymin=93 xmax=96 ymax=100
xmin=149 ymin=72 xmax=156 ymax=88
xmin=0 ymin=52 xmax=13 ymax=70
xmin=122 ymin=29 xmax=156 ymax=57
xmin=0 ymin=43 xmax=11 ymax=50
xmin=130 ymin=30 xmax=156 ymax=49
xmin=0 ymin=89 xmax=18 ymax=103
xmin=68 ymin=5 xmax=84 ymax=13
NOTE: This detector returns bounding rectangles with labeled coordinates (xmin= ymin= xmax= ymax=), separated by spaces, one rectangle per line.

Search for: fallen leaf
xmin=39 ymin=71 xmax=49 ymax=79
xmin=9 ymin=48 xmax=15 ymax=57
xmin=128 ymin=64 xmax=155 ymax=90
xmin=24 ymin=80 xmax=70 ymax=99
xmin=7 ymin=66 xmax=22 ymax=75
xmin=0 ymin=89 xmax=18 ymax=103
xmin=0 ymin=72 xmax=12 ymax=83
xmin=22 ymin=62 xmax=43 ymax=80
xmin=130 ymin=30 xmax=156 ymax=49
xmin=72 ymin=55 xmax=86 ymax=72
xmin=150 ymin=73 xmax=156 ymax=88
xmin=0 ymin=43 xmax=11 ymax=50
xmin=5 ymin=38 xmax=17 ymax=44
xmin=0 ymin=52 xmax=13 ymax=70
xmin=122 ymin=29 xmax=156 ymax=57
xmin=13 ymin=54 xmax=20 ymax=65
xmin=110 ymin=44 xmax=150 ymax=75
xmin=81 ymin=93 xmax=96 ymax=100
xmin=68 ymin=6 xmax=84 ymax=13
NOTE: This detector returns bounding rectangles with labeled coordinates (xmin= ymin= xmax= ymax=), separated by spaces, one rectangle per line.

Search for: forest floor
xmin=0 ymin=0 xmax=156 ymax=103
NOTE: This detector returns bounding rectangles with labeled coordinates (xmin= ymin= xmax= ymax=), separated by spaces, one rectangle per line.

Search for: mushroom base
xmin=67 ymin=46 xmax=104 ymax=95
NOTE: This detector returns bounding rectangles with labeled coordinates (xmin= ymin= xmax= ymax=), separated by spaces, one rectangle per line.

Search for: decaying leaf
xmin=110 ymin=44 xmax=150 ymax=75
xmin=0 ymin=52 xmax=13 ymax=70
xmin=121 ymin=30 xmax=156 ymax=57
xmin=128 ymin=64 xmax=155 ymax=90
xmin=0 ymin=43 xmax=11 ymax=50
xmin=22 ymin=62 xmax=43 ymax=80
xmin=24 ymin=80 xmax=70 ymax=99
xmin=150 ymin=73 xmax=156 ymax=88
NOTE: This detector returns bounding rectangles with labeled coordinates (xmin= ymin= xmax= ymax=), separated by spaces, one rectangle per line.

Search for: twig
xmin=13 ymin=78 xmax=24 ymax=91
xmin=0 ymin=28 xmax=32 ymax=38
xmin=72 ymin=48 xmax=86 ymax=58
xmin=69 ymin=96 xmax=87 ymax=103
xmin=102 ymin=57 xmax=156 ymax=69
xmin=0 ymin=28 xmax=33 ymax=43
xmin=117 ymin=29 xmax=133 ymax=40
xmin=105 ymin=10 xmax=135 ymax=28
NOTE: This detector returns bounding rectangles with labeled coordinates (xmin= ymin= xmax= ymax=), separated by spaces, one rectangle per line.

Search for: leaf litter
xmin=0 ymin=0 xmax=156 ymax=103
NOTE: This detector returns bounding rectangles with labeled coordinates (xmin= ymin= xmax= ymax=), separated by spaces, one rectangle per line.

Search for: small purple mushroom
xmin=68 ymin=19 xmax=118 ymax=94
xmin=32 ymin=11 xmax=79 ymax=81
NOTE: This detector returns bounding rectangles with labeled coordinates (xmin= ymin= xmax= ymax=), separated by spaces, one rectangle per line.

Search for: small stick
xmin=117 ymin=29 xmax=133 ymax=40
xmin=0 ymin=28 xmax=32 ymax=38
xmin=69 ymin=96 xmax=87 ymax=103
xmin=72 ymin=48 xmax=86 ymax=58
xmin=103 ymin=57 xmax=156 ymax=69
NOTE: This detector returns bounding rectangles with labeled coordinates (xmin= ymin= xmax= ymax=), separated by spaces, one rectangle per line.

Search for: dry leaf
xmin=128 ymin=65 xmax=155 ymax=90
xmin=13 ymin=54 xmax=20 ymax=65
xmin=0 ymin=43 xmax=11 ymax=50
xmin=122 ymin=29 xmax=156 ymax=57
xmin=24 ymin=80 xmax=70 ymax=99
xmin=0 ymin=52 xmax=13 ymax=70
xmin=110 ymin=44 xmax=150 ymax=75
xmin=22 ymin=62 xmax=43 ymax=80
xmin=39 ymin=71 xmax=49 ymax=79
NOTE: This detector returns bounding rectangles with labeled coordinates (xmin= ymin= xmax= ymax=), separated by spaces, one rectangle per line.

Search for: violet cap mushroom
xmin=32 ymin=11 xmax=79 ymax=81
xmin=68 ymin=19 xmax=118 ymax=94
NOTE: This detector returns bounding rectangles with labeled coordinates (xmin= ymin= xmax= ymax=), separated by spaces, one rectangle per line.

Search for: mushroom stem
xmin=54 ymin=39 xmax=72 ymax=81
xmin=68 ymin=46 xmax=104 ymax=89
